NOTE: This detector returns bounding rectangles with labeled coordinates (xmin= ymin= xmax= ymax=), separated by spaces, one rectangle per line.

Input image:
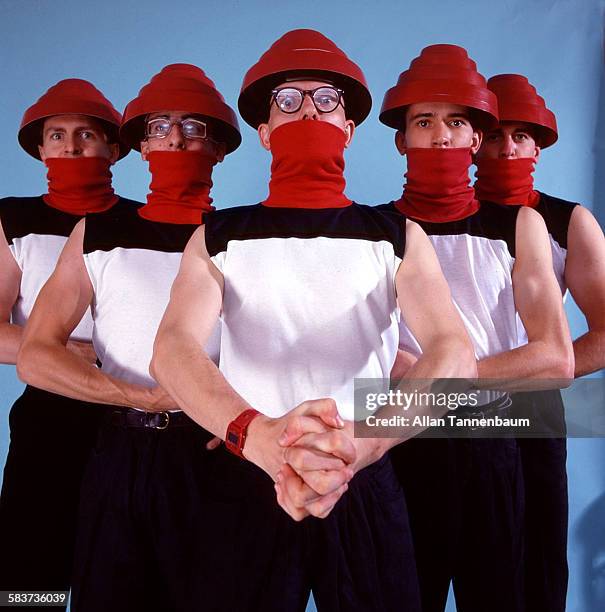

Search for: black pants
xmin=71 ymin=415 xmax=419 ymax=612
xmin=0 ymin=386 xmax=107 ymax=609
xmin=390 ymin=435 xmax=525 ymax=612
xmin=513 ymin=390 xmax=568 ymax=612
xmin=310 ymin=454 xmax=421 ymax=612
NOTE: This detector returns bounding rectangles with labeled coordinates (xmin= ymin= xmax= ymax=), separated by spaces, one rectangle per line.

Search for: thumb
xmin=279 ymin=399 xmax=344 ymax=448
xmin=302 ymin=398 xmax=344 ymax=429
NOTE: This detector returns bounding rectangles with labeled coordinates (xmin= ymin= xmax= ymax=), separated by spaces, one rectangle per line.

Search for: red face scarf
xmin=474 ymin=157 xmax=540 ymax=207
xmin=263 ymin=120 xmax=352 ymax=209
xmin=43 ymin=157 xmax=118 ymax=214
xmin=138 ymin=150 xmax=216 ymax=224
xmin=394 ymin=147 xmax=479 ymax=222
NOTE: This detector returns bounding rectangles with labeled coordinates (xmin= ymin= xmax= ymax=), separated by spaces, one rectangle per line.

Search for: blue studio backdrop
xmin=1 ymin=1 xmax=604 ymax=610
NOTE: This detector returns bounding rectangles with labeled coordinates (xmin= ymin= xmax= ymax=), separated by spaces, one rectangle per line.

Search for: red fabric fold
xmin=43 ymin=157 xmax=118 ymax=214
xmin=394 ymin=148 xmax=479 ymax=222
xmin=138 ymin=150 xmax=216 ymax=224
xmin=474 ymin=157 xmax=540 ymax=207
xmin=263 ymin=121 xmax=352 ymax=209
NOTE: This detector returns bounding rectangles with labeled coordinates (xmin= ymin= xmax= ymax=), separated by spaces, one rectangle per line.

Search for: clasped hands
xmin=243 ymin=397 xmax=384 ymax=522
xmin=274 ymin=398 xmax=356 ymax=521
xmin=204 ymin=398 xmax=383 ymax=522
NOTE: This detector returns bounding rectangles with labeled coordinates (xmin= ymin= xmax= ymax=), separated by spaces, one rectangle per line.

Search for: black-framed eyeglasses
xmin=271 ymin=86 xmax=344 ymax=115
xmin=145 ymin=117 xmax=208 ymax=140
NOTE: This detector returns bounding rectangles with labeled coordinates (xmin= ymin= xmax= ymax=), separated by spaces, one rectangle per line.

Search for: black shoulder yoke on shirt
xmin=0 ymin=196 xmax=140 ymax=245
xmin=83 ymin=203 xmax=199 ymax=255
xmin=377 ymin=200 xmax=520 ymax=258
xmin=535 ymin=191 xmax=580 ymax=250
xmin=205 ymin=203 xmax=407 ymax=260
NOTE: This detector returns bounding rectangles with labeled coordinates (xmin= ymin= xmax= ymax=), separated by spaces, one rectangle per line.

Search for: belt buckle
xmin=145 ymin=411 xmax=170 ymax=430
xmin=468 ymin=395 xmax=512 ymax=432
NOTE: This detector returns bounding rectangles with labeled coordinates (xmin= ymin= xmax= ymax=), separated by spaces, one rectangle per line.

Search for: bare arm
xmin=390 ymin=348 xmax=418 ymax=380
xmin=0 ymin=219 xmax=23 ymax=363
xmin=476 ymin=206 xmax=574 ymax=385
xmin=342 ymin=220 xmax=478 ymax=451
xmin=564 ymin=206 xmax=605 ymax=377
xmin=150 ymin=226 xmax=344 ymax=482
xmin=17 ymin=219 xmax=175 ymax=410
xmin=1 ymin=219 xmax=98 ymax=365
xmin=279 ymin=220 xmax=477 ymax=512
xmin=396 ymin=220 xmax=477 ymax=381
xmin=346 ymin=220 xmax=477 ymax=457
xmin=150 ymin=226 xmax=249 ymax=432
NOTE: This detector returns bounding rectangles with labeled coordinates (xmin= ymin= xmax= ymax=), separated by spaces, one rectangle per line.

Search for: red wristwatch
xmin=225 ymin=409 xmax=260 ymax=458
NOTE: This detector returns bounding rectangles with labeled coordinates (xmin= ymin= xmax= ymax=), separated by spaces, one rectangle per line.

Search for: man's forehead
xmin=407 ymin=102 xmax=470 ymax=119
xmin=276 ymin=79 xmax=336 ymax=89
xmin=498 ymin=121 xmax=534 ymax=133
xmin=147 ymin=110 xmax=202 ymax=120
xmin=43 ymin=114 xmax=104 ymax=130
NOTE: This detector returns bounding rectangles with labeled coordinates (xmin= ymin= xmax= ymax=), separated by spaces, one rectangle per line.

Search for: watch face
xmin=227 ymin=431 xmax=240 ymax=446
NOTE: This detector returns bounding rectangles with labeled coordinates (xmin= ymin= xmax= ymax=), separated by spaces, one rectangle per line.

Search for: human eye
xmin=450 ymin=118 xmax=466 ymax=128
xmin=80 ymin=130 xmax=96 ymax=140
xmin=485 ymin=132 xmax=500 ymax=142
xmin=49 ymin=132 xmax=63 ymax=141
xmin=314 ymin=87 xmax=339 ymax=109
xmin=182 ymin=119 xmax=206 ymax=138
xmin=148 ymin=119 xmax=170 ymax=136
xmin=417 ymin=119 xmax=430 ymax=128
xmin=514 ymin=133 xmax=529 ymax=142
xmin=275 ymin=89 xmax=300 ymax=112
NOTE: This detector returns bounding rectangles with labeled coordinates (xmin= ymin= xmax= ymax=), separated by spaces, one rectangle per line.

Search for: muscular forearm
xmin=360 ymin=336 xmax=477 ymax=455
xmin=151 ymin=329 xmax=252 ymax=438
xmin=66 ymin=338 xmax=98 ymax=364
xmin=406 ymin=335 xmax=476 ymax=380
xmin=17 ymin=340 xmax=161 ymax=408
xmin=152 ymin=328 xmax=351 ymax=483
xmin=0 ymin=322 xmax=23 ymax=364
xmin=476 ymin=339 xmax=574 ymax=389
xmin=573 ymin=330 xmax=605 ymax=377
xmin=0 ymin=324 xmax=97 ymax=366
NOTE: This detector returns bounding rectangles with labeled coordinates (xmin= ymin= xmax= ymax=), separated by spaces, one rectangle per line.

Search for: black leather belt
xmin=451 ymin=394 xmax=513 ymax=433
xmin=109 ymin=409 xmax=195 ymax=430
xmin=456 ymin=393 xmax=512 ymax=419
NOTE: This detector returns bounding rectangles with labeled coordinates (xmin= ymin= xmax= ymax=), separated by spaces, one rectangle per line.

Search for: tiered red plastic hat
xmin=380 ymin=44 xmax=498 ymax=131
xmin=238 ymin=29 xmax=371 ymax=128
xmin=486 ymin=74 xmax=557 ymax=148
xmin=121 ymin=64 xmax=241 ymax=153
xmin=19 ymin=79 xmax=128 ymax=160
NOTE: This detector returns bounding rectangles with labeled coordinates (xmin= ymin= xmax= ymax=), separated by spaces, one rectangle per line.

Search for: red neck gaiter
xmin=138 ymin=150 xmax=216 ymax=224
xmin=474 ymin=158 xmax=540 ymax=207
xmin=44 ymin=157 xmax=118 ymax=214
xmin=263 ymin=120 xmax=351 ymax=209
xmin=395 ymin=148 xmax=479 ymax=222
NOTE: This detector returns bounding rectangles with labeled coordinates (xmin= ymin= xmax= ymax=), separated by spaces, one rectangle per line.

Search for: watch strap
xmin=225 ymin=408 xmax=260 ymax=458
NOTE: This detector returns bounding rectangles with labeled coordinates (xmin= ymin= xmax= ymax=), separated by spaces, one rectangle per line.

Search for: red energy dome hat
xmin=18 ymin=78 xmax=128 ymax=160
xmin=380 ymin=44 xmax=498 ymax=132
xmin=238 ymin=29 xmax=372 ymax=128
xmin=487 ymin=74 xmax=558 ymax=148
xmin=121 ymin=64 xmax=241 ymax=154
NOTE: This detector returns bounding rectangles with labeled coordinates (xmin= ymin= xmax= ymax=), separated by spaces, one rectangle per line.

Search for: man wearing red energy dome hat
xmin=378 ymin=45 xmax=574 ymax=612
xmin=475 ymin=73 xmax=605 ymax=612
xmin=0 ymin=78 xmax=135 ymax=604
xmin=152 ymin=29 xmax=476 ymax=611
xmin=17 ymin=64 xmax=240 ymax=611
